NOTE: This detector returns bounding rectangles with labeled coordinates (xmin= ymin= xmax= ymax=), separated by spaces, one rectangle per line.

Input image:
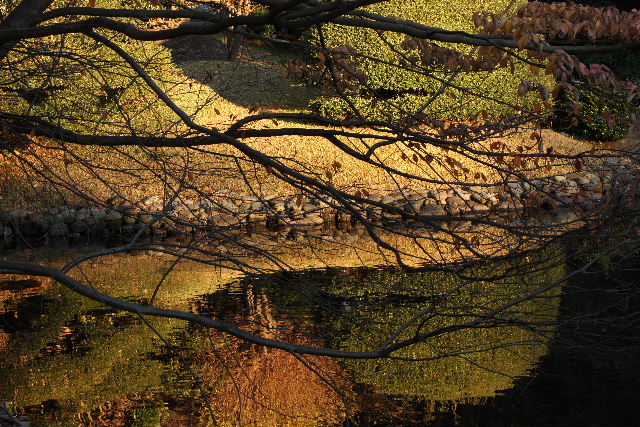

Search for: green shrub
xmin=561 ymin=84 xmax=638 ymax=141
xmin=308 ymin=0 xmax=553 ymax=121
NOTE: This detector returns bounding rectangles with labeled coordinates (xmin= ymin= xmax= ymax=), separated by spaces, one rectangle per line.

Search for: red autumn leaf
xmin=602 ymin=112 xmax=615 ymax=126
xmin=574 ymin=159 xmax=582 ymax=172
xmin=513 ymin=155 xmax=523 ymax=168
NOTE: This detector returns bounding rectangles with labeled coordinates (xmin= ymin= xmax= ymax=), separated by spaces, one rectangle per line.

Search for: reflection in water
xmin=190 ymin=282 xmax=348 ymax=427
xmin=199 ymin=256 xmax=562 ymax=421
xmin=327 ymin=265 xmax=561 ymax=401
xmin=0 ymin=248 xmax=639 ymax=426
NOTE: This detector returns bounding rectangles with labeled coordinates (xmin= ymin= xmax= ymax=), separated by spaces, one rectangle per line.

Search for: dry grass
xmin=0 ymin=37 xmax=600 ymax=210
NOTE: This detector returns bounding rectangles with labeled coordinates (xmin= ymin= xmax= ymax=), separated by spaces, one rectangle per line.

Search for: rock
xmin=584 ymin=172 xmax=599 ymax=181
xmin=209 ymin=214 xmax=239 ymax=226
xmin=83 ymin=216 xmax=97 ymax=228
xmin=138 ymin=214 xmax=154 ymax=224
xmin=123 ymin=215 xmax=137 ymax=225
xmin=21 ymin=217 xmax=49 ymax=235
xmin=241 ymin=195 xmax=258 ymax=202
xmin=420 ymin=203 xmax=446 ymax=216
xmin=49 ymin=222 xmax=69 ymax=237
xmin=553 ymin=175 xmax=567 ymax=183
xmin=220 ymin=200 xmax=238 ymax=213
xmin=105 ymin=210 xmax=122 ymax=221
xmin=3 ymin=224 xmax=13 ymax=242
xmin=200 ymin=198 xmax=216 ymax=210
xmin=445 ymin=196 xmax=466 ymax=214
xmin=365 ymin=206 xmax=383 ymax=221
xmin=91 ymin=209 xmax=107 ymax=222
xmin=107 ymin=195 xmax=125 ymax=206
xmin=70 ymin=220 xmax=88 ymax=234
xmin=301 ymin=203 xmax=318 ymax=213
xmin=139 ymin=196 xmax=161 ymax=207
xmin=470 ymin=192 xmax=487 ymax=204
xmin=314 ymin=197 xmax=330 ymax=208
xmin=307 ymin=214 xmax=324 ymax=225
xmin=247 ymin=211 xmax=268 ymax=223
xmin=507 ymin=182 xmax=524 ymax=197
xmin=0 ymin=210 xmax=10 ymax=225
xmin=559 ymin=182 xmax=579 ymax=195
xmin=289 ymin=216 xmax=320 ymax=226
xmin=118 ymin=205 xmax=139 ymax=215
xmin=486 ymin=194 xmax=499 ymax=206
xmin=576 ymin=176 xmax=591 ymax=186
xmin=120 ymin=225 xmax=135 ymax=235
xmin=9 ymin=210 xmax=26 ymax=224
xmin=172 ymin=198 xmax=197 ymax=209
xmin=270 ymin=199 xmax=287 ymax=212
xmin=250 ymin=201 xmax=264 ymax=211
xmin=555 ymin=209 xmax=580 ymax=223
xmin=454 ymin=189 xmax=471 ymax=201
xmin=469 ymin=201 xmax=490 ymax=212
xmin=404 ymin=200 xmax=424 ymax=214
xmin=496 ymin=200 xmax=523 ymax=211
xmin=434 ymin=190 xmax=449 ymax=203
xmin=390 ymin=191 xmax=407 ymax=200
xmin=381 ymin=195 xmax=395 ymax=204
xmin=62 ymin=213 xmax=76 ymax=225
xmin=238 ymin=202 xmax=251 ymax=213
xmin=368 ymin=193 xmax=383 ymax=203
xmin=172 ymin=206 xmax=196 ymax=219
xmin=266 ymin=215 xmax=287 ymax=230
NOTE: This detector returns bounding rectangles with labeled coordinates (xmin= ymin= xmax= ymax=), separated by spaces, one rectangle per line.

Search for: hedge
xmin=556 ymin=83 xmax=639 ymax=141
xmin=308 ymin=0 xmax=554 ymax=121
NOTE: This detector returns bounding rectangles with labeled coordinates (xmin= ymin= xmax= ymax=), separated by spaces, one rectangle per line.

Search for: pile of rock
xmin=0 ymin=157 xmax=637 ymax=249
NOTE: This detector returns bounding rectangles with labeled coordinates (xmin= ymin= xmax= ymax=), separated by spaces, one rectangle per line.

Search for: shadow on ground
xmin=161 ymin=35 xmax=316 ymax=111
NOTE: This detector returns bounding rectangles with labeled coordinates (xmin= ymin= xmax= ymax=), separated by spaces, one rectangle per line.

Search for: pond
xmin=1 ymin=241 xmax=639 ymax=427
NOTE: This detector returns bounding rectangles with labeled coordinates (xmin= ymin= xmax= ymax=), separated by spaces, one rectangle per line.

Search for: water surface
xmin=1 ymin=245 xmax=639 ymax=426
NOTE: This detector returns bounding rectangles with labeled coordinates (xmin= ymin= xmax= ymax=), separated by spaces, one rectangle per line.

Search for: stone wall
xmin=0 ymin=156 xmax=636 ymax=251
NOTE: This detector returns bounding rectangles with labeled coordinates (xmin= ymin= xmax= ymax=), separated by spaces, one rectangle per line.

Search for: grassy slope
xmin=0 ymin=36 xmax=596 ymax=211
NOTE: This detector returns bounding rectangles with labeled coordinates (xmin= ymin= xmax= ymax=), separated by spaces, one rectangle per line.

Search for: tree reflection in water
xmin=191 ymin=284 xmax=348 ymax=427
xmin=2 ymin=246 xmax=640 ymax=426
xmin=186 ymin=250 xmax=564 ymax=425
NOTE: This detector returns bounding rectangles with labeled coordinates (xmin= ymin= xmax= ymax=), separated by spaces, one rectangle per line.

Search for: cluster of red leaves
xmin=285 ymin=2 xmax=640 ymax=125
xmin=286 ymin=46 xmax=367 ymax=94
xmin=474 ymin=1 xmax=640 ymax=44
xmin=473 ymin=2 xmax=640 ymax=99
xmin=401 ymin=38 xmax=514 ymax=73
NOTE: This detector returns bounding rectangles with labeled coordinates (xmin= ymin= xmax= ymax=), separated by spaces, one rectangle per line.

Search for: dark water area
xmin=1 ymin=249 xmax=640 ymax=427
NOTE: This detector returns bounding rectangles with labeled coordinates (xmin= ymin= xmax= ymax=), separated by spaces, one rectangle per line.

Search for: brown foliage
xmin=196 ymin=338 xmax=347 ymax=427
